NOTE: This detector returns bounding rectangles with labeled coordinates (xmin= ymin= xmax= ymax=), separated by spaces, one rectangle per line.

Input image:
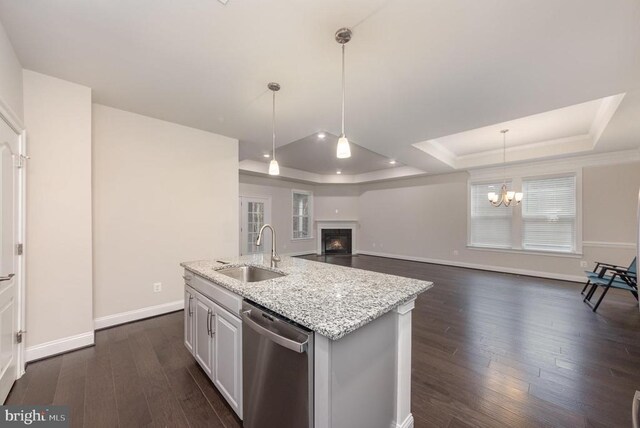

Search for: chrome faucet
xmin=256 ymin=224 xmax=281 ymax=268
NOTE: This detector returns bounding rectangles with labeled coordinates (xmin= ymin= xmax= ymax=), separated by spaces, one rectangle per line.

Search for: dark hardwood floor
xmin=7 ymin=255 xmax=640 ymax=427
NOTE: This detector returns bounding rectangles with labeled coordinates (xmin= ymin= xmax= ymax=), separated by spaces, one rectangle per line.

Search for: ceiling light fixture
xmin=318 ymin=132 xmax=326 ymax=139
xmin=268 ymin=82 xmax=280 ymax=176
xmin=336 ymin=170 xmax=342 ymax=175
xmin=488 ymin=129 xmax=523 ymax=207
xmin=263 ymin=153 xmax=270 ymax=158
xmin=389 ymin=160 xmax=397 ymax=165
xmin=335 ymin=27 xmax=352 ymax=159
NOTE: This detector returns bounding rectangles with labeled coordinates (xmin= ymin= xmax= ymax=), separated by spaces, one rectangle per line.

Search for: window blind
xmin=522 ymin=175 xmax=576 ymax=252
xmin=470 ymin=182 xmax=513 ymax=248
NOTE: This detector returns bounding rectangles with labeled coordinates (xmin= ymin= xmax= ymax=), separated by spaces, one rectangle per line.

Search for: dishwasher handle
xmin=242 ymin=310 xmax=308 ymax=353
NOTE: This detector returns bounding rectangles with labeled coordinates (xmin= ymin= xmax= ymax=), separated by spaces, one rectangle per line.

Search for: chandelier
xmin=487 ymin=129 xmax=523 ymax=207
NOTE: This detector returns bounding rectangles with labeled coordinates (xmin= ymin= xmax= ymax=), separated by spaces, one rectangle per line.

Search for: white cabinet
xmin=213 ymin=303 xmax=243 ymax=418
xmin=184 ymin=288 xmax=195 ymax=355
xmin=185 ymin=271 xmax=243 ymax=419
xmin=194 ymin=293 xmax=215 ymax=378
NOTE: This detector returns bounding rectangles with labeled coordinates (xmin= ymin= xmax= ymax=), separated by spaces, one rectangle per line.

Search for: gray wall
xmin=242 ymin=161 xmax=640 ymax=280
xmin=239 ymin=174 xmax=360 ymax=255
xmin=358 ymin=163 xmax=640 ymax=279
xmin=93 ymin=104 xmax=239 ymax=320
xmin=0 ymin=19 xmax=22 ymax=120
xmin=23 ymin=70 xmax=94 ymax=348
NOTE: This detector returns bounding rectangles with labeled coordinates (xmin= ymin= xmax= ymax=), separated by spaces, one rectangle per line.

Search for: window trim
xmin=467 ymin=169 xmax=582 ymax=255
xmin=291 ymin=189 xmax=314 ymax=241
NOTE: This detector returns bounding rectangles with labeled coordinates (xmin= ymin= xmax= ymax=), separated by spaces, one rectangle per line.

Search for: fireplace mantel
xmin=316 ymin=220 xmax=358 ymax=255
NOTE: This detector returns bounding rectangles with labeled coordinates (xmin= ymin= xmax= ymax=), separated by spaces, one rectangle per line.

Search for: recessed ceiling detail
xmin=241 ymin=132 xmax=403 ymax=175
xmin=412 ymin=94 xmax=625 ymax=170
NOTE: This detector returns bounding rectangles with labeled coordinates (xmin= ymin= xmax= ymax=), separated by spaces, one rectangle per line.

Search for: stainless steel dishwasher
xmin=242 ymin=301 xmax=314 ymax=428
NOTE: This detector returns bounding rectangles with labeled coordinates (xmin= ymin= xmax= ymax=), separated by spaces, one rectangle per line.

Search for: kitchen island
xmin=181 ymin=254 xmax=432 ymax=428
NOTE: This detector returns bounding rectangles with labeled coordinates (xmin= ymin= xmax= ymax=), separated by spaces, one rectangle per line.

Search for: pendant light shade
xmin=268 ymin=159 xmax=280 ymax=175
xmin=335 ymin=28 xmax=352 ymax=159
xmin=267 ymin=82 xmax=280 ymax=176
xmin=337 ymin=135 xmax=351 ymax=158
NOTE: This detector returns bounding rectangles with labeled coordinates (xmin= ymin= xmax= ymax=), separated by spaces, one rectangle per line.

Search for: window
xmin=470 ymin=182 xmax=513 ymax=248
xmin=292 ymin=190 xmax=312 ymax=239
xmin=469 ymin=173 xmax=579 ymax=254
xmin=522 ymin=175 xmax=576 ymax=252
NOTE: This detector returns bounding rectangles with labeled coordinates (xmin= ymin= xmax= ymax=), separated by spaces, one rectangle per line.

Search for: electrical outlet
xmin=453 ymin=250 xmax=459 ymax=256
xmin=580 ymin=260 xmax=589 ymax=268
xmin=153 ymin=282 xmax=162 ymax=292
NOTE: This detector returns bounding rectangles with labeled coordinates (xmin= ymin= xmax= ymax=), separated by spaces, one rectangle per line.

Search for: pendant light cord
xmin=272 ymin=89 xmax=276 ymax=161
xmin=341 ymin=43 xmax=345 ymax=136
xmin=503 ymin=131 xmax=506 ymax=184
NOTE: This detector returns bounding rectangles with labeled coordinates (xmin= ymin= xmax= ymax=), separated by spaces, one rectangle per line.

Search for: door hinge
xmin=16 ymin=243 xmax=23 ymax=255
xmin=16 ymin=330 xmax=25 ymax=344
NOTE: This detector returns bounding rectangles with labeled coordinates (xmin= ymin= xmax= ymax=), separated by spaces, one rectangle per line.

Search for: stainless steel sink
xmin=216 ymin=265 xmax=285 ymax=282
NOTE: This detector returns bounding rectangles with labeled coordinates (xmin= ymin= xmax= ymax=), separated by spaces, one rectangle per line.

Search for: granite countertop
xmin=181 ymin=255 xmax=433 ymax=340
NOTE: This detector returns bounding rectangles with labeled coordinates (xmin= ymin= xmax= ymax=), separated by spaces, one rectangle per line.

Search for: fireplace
xmin=321 ymin=229 xmax=352 ymax=255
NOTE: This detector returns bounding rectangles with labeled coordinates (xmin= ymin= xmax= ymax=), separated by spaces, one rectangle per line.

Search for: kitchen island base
xmin=314 ymin=299 xmax=416 ymax=428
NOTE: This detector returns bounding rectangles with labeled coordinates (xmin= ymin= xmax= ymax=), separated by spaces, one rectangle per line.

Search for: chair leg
xmin=584 ymin=283 xmax=598 ymax=302
xmin=581 ymin=280 xmax=591 ymax=295
xmin=591 ymin=285 xmax=612 ymax=312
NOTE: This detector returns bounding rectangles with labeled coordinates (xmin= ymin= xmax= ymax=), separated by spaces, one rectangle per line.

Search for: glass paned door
xmin=240 ymin=196 xmax=271 ymax=255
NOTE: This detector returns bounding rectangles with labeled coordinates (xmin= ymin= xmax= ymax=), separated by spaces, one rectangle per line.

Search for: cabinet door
xmin=194 ymin=294 xmax=214 ymax=379
xmin=184 ymin=288 xmax=195 ymax=355
xmin=213 ymin=303 xmax=243 ymax=418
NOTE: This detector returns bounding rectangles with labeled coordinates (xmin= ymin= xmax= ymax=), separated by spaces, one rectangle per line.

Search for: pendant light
xmin=335 ymin=28 xmax=352 ymax=159
xmin=487 ymin=129 xmax=523 ymax=207
xmin=268 ymin=82 xmax=280 ymax=175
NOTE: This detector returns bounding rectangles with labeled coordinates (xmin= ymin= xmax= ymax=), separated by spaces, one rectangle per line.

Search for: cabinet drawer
xmin=189 ymin=272 xmax=242 ymax=316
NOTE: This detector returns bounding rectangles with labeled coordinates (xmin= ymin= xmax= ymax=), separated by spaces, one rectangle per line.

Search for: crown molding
xmin=0 ymin=95 xmax=24 ymax=133
xmin=412 ymin=94 xmax=626 ymax=171
xmin=239 ymin=159 xmax=426 ymax=184
xmin=469 ymin=148 xmax=640 ymax=180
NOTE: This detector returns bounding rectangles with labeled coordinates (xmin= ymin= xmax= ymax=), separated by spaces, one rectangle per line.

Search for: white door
xmin=239 ymin=196 xmax=271 ymax=255
xmin=0 ymin=116 xmax=22 ymax=403
xmin=213 ymin=303 xmax=242 ymax=418
xmin=194 ymin=294 xmax=214 ymax=379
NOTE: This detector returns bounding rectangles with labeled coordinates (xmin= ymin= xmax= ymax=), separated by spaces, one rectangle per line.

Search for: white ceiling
xmin=433 ymin=97 xmax=612 ymax=156
xmin=413 ymin=94 xmax=627 ymax=169
xmin=1 ymin=0 xmax=639 ymax=179
xmin=240 ymin=132 xmax=400 ymax=175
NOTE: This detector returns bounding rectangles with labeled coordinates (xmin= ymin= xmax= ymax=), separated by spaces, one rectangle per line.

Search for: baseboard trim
xmin=94 ymin=300 xmax=184 ymax=330
xmin=26 ymin=331 xmax=94 ymax=362
xmin=394 ymin=414 xmax=414 ymax=428
xmin=282 ymin=250 xmax=317 ymax=257
xmin=357 ymin=250 xmax=585 ymax=283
